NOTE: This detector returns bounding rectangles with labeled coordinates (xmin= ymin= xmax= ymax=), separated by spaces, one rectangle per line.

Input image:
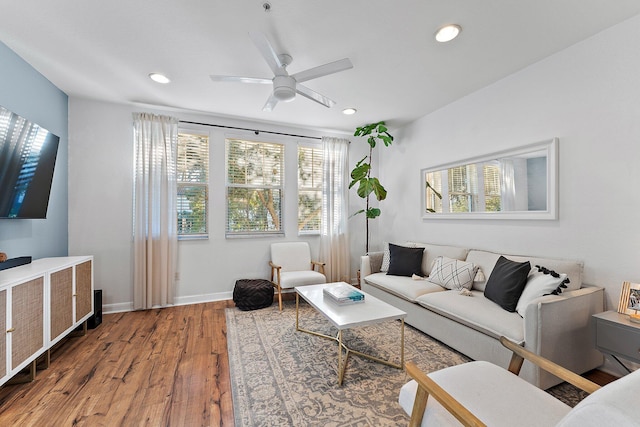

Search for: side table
xmin=593 ymin=310 xmax=640 ymax=373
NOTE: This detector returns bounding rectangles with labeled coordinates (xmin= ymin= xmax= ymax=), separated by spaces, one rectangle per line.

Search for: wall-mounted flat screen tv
xmin=0 ymin=105 xmax=60 ymax=219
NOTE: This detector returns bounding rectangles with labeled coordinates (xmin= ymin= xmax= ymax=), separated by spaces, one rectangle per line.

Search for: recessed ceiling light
xmin=342 ymin=108 xmax=357 ymax=115
xmin=149 ymin=73 xmax=171 ymax=84
xmin=435 ymin=24 xmax=462 ymax=43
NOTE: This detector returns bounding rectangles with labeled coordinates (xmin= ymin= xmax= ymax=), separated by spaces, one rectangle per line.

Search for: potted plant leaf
xmin=350 ymin=121 xmax=393 ymax=253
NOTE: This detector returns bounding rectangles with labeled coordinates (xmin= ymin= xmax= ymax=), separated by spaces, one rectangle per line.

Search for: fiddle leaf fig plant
xmin=349 ymin=121 xmax=394 ymax=253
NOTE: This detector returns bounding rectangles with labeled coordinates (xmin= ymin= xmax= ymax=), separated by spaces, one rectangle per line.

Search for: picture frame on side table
xmin=618 ymin=281 xmax=640 ymax=323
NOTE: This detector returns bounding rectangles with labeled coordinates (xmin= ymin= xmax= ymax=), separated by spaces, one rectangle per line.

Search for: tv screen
xmin=0 ymin=105 xmax=60 ymax=219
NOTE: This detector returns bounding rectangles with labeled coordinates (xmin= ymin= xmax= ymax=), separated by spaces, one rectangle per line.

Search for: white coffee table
xmin=295 ymin=282 xmax=407 ymax=385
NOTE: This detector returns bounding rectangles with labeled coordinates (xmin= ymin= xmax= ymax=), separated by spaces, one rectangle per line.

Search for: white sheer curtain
xmin=133 ymin=113 xmax=178 ymax=310
xmin=500 ymin=158 xmax=516 ymax=211
xmin=320 ymin=137 xmax=351 ymax=283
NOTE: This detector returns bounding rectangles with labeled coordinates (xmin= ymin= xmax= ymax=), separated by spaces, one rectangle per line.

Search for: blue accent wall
xmin=0 ymin=41 xmax=68 ymax=259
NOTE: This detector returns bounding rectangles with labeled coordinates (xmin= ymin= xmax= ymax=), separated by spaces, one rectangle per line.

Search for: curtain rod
xmin=179 ymin=120 xmax=322 ymax=140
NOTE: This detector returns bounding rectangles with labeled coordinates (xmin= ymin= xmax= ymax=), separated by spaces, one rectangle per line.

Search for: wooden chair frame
xmin=406 ymin=336 xmax=601 ymax=427
xmin=269 ymin=260 xmax=325 ymax=310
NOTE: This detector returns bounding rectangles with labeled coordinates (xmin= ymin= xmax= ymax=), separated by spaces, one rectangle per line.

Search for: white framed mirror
xmin=421 ymin=138 xmax=558 ymax=220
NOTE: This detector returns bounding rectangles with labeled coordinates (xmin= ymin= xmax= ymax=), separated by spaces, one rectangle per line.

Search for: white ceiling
xmin=1 ymin=1 xmax=639 ymax=133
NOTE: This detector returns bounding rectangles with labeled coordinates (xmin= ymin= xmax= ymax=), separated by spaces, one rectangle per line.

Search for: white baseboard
xmin=102 ymin=292 xmax=234 ymax=314
xmin=173 ymin=291 xmax=234 ymax=306
xmin=103 ymin=301 xmax=134 ymax=314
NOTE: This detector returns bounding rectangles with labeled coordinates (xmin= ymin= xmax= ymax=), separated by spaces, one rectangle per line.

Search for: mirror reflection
xmin=422 ymin=138 xmax=557 ymax=219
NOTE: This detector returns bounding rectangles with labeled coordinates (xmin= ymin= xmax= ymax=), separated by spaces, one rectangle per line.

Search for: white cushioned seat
xmin=416 ymin=290 xmax=524 ymax=343
xmin=556 ymin=368 xmax=640 ymax=427
xmin=364 ymin=272 xmax=445 ymax=302
xmin=399 ymin=361 xmax=571 ymax=427
xmin=279 ymin=270 xmax=326 ymax=289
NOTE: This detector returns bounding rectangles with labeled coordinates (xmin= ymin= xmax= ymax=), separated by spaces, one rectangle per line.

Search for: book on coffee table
xmin=323 ymin=283 xmax=365 ymax=305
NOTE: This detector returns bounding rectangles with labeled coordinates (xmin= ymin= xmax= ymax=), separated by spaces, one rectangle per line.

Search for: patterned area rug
xmin=226 ymin=301 xmax=587 ymax=426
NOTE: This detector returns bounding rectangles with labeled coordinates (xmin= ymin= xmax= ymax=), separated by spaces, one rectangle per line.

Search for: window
xmin=483 ymin=163 xmax=501 ymax=212
xmin=226 ymin=138 xmax=284 ymax=236
xmin=448 ymin=164 xmax=477 ymax=212
xmin=177 ymin=132 xmax=209 ymax=238
xmin=297 ymin=144 xmax=323 ymax=234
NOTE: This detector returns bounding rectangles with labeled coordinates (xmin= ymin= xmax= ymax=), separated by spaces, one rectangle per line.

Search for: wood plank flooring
xmin=0 ymin=300 xmax=235 ymax=427
xmin=0 ymin=298 xmax=620 ymax=426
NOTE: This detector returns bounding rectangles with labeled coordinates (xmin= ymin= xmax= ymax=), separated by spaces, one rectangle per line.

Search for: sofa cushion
xmin=428 ymin=256 xmax=478 ymax=291
xmin=365 ymin=272 xmax=445 ymax=302
xmin=467 ymin=249 xmax=583 ymax=292
xmin=416 ymin=290 xmax=524 ymax=343
xmin=516 ymin=267 xmax=569 ymax=317
xmin=484 ymin=256 xmax=531 ymax=312
xmin=407 ymin=242 xmax=469 ymax=276
xmin=387 ymin=243 xmax=425 ymax=277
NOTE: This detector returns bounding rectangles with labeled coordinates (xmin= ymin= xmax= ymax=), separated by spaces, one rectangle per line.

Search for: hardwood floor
xmin=0 ymin=298 xmax=619 ymax=426
xmin=0 ymin=301 xmax=235 ymax=427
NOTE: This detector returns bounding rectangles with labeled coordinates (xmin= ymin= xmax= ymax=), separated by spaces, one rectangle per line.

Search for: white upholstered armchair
xmin=269 ymin=242 xmax=326 ymax=310
xmin=400 ymin=336 xmax=639 ymax=427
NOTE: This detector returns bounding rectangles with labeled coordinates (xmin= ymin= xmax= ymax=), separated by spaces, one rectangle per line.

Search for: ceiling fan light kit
xmin=209 ymin=31 xmax=353 ymax=111
xmin=273 ymin=76 xmax=296 ymax=102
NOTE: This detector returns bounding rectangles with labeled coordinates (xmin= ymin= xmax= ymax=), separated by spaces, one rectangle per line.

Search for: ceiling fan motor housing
xmin=273 ymin=75 xmax=296 ymax=102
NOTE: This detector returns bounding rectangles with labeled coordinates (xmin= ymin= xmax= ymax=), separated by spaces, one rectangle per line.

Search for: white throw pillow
xmin=428 ymin=256 xmax=478 ymax=291
xmin=516 ymin=269 xmax=568 ymax=317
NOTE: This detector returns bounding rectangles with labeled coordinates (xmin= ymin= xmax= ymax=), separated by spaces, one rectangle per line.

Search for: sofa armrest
xmin=360 ymin=252 xmax=384 ymax=287
xmin=523 ymin=286 xmax=604 ymax=377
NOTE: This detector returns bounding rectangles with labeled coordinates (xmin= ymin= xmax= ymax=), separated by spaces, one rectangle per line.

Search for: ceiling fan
xmin=210 ymin=31 xmax=353 ymax=112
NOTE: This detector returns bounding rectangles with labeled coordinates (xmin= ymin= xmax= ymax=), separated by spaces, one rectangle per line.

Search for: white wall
xmin=68 ymin=98 xmax=366 ymax=312
xmin=380 ymin=15 xmax=640 ymax=373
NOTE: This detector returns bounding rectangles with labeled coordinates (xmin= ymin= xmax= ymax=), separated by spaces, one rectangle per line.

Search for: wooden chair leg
xmin=278 ymin=285 xmax=283 ymax=311
xmin=409 ymin=385 xmax=429 ymax=427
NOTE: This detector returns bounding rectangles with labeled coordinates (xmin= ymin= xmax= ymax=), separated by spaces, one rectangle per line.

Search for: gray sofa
xmin=360 ymin=242 xmax=605 ymax=389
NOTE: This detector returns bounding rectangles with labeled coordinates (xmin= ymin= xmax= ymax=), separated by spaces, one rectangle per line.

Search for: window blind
xmin=226 ymin=138 xmax=284 ymax=236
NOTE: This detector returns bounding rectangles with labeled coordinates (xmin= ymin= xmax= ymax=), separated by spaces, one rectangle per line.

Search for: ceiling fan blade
xmin=249 ymin=31 xmax=285 ymax=75
xmin=210 ymin=75 xmax=272 ymax=84
xmin=262 ymin=94 xmax=279 ymax=112
xmin=291 ymin=58 xmax=353 ymax=83
xmin=296 ymin=84 xmax=336 ymax=108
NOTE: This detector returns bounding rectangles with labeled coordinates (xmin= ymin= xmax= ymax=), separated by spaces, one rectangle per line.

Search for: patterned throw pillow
xmin=428 ymin=256 xmax=478 ymax=291
xmin=381 ymin=242 xmax=390 ymax=272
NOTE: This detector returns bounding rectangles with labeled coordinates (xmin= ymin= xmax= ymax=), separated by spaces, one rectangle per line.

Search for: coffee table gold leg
xmin=295 ymin=293 xmax=300 ymax=331
xmin=338 ymin=330 xmax=343 ymax=385
xmin=401 ymin=318 xmax=405 ymax=369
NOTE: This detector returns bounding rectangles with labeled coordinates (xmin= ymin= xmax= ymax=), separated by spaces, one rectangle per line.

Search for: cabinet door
xmin=50 ymin=267 xmax=73 ymax=342
xmin=75 ymin=260 xmax=93 ymax=322
xmin=0 ymin=289 xmax=6 ymax=380
xmin=11 ymin=278 xmax=44 ymax=370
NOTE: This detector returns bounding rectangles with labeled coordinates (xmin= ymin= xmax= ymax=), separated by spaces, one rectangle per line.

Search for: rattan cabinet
xmin=0 ymin=256 xmax=93 ymax=387
xmin=49 ymin=259 xmax=94 ymax=346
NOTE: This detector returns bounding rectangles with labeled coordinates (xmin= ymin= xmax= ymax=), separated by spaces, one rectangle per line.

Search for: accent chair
xmin=269 ymin=242 xmax=326 ymax=310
